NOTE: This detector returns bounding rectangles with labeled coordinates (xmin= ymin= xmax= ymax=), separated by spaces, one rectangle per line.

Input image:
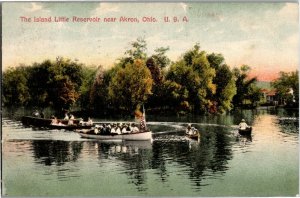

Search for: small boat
xmin=185 ymin=124 xmax=200 ymax=142
xmin=238 ymin=127 xmax=252 ymax=136
xmin=21 ymin=116 xmax=92 ymax=130
xmin=78 ymin=106 xmax=152 ymax=141
xmin=77 ymin=130 xmax=152 ymax=141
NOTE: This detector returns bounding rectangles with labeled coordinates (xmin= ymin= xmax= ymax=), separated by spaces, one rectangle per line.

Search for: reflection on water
xmin=32 ymin=141 xmax=83 ymax=166
xmin=2 ymin=108 xmax=299 ymax=196
xmin=27 ymin=130 xmax=233 ymax=191
xmin=277 ymin=119 xmax=299 ymax=134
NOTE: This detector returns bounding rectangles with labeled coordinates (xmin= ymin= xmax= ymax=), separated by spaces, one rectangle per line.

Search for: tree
xmin=151 ymin=47 xmax=170 ymax=69
xmin=44 ymin=57 xmax=84 ymax=111
xmin=167 ymin=44 xmax=216 ymax=113
xmin=146 ymin=57 xmax=163 ymax=85
xmin=27 ymin=60 xmax=52 ymax=107
xmin=145 ymin=47 xmax=170 ymax=109
xmin=108 ymin=59 xmax=153 ymax=111
xmin=50 ymin=75 xmax=79 ymax=110
xmin=78 ymin=66 xmax=98 ymax=110
xmin=232 ymin=65 xmax=260 ymax=108
xmin=2 ymin=66 xmax=30 ymax=106
xmin=207 ymin=53 xmax=225 ymax=70
xmin=190 ymin=48 xmax=216 ymax=112
xmin=89 ymin=65 xmax=112 ymax=113
xmin=118 ymin=37 xmax=148 ymax=68
xmin=125 ymin=37 xmax=147 ymax=60
xmin=247 ymin=84 xmax=263 ymax=107
xmin=272 ymin=70 xmax=299 ymax=107
xmin=215 ymin=65 xmax=237 ymax=112
xmin=207 ymin=53 xmax=236 ymax=113
xmin=160 ymin=80 xmax=189 ymax=112
xmin=3 ymin=57 xmax=86 ymax=112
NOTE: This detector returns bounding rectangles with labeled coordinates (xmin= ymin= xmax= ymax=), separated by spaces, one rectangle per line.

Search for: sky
xmin=2 ymin=2 xmax=299 ymax=81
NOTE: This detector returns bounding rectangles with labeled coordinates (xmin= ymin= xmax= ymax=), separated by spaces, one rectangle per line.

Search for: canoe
xmin=238 ymin=127 xmax=252 ymax=136
xmin=77 ymin=130 xmax=152 ymax=141
xmin=21 ymin=116 xmax=92 ymax=130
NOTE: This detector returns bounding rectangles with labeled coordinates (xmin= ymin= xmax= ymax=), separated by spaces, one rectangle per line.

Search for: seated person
xmin=68 ymin=119 xmax=74 ymax=126
xmin=57 ymin=121 xmax=64 ymax=126
xmin=94 ymin=128 xmax=99 ymax=134
xmin=115 ymin=124 xmax=122 ymax=135
xmin=64 ymin=113 xmax=69 ymax=120
xmin=111 ymin=126 xmax=116 ymax=134
xmin=122 ymin=127 xmax=127 ymax=134
xmin=191 ymin=127 xmax=198 ymax=135
xmin=79 ymin=118 xmax=84 ymax=126
xmin=126 ymin=124 xmax=132 ymax=132
xmin=132 ymin=124 xmax=139 ymax=133
xmin=239 ymin=119 xmax=249 ymax=130
xmin=69 ymin=114 xmax=75 ymax=120
xmin=51 ymin=117 xmax=58 ymax=125
xmin=32 ymin=110 xmax=40 ymax=117
xmin=100 ymin=125 xmax=106 ymax=134
xmin=186 ymin=124 xmax=193 ymax=135
xmin=86 ymin=117 xmax=93 ymax=126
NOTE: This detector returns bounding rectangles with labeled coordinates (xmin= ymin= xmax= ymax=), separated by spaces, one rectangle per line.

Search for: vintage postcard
xmin=1 ymin=1 xmax=299 ymax=197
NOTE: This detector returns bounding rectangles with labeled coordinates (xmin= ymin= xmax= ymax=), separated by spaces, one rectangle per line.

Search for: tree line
xmin=2 ymin=38 xmax=298 ymax=116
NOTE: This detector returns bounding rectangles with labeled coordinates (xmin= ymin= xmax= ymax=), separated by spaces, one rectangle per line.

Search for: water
xmin=2 ymin=108 xmax=299 ymax=196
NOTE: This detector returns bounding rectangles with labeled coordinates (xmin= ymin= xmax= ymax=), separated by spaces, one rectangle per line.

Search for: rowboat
xmin=78 ymin=106 xmax=152 ymax=141
xmin=21 ymin=116 xmax=92 ymax=130
xmin=238 ymin=127 xmax=252 ymax=136
xmin=77 ymin=130 xmax=152 ymax=141
xmin=185 ymin=124 xmax=200 ymax=142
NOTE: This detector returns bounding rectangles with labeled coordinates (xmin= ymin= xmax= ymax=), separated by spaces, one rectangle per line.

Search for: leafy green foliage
xmin=108 ymin=59 xmax=153 ymax=111
xmin=4 ymin=39 xmax=291 ymax=115
xmin=2 ymin=66 xmax=30 ymax=106
xmin=272 ymin=70 xmax=299 ymax=106
xmin=232 ymin=65 xmax=261 ymax=108
xmin=3 ymin=57 xmax=86 ymax=112
xmin=207 ymin=53 xmax=237 ymax=113
xmin=213 ymin=64 xmax=237 ymax=113
xmin=78 ymin=66 xmax=98 ymax=109
xmin=151 ymin=47 xmax=170 ymax=69
xmin=166 ymin=44 xmax=216 ymax=113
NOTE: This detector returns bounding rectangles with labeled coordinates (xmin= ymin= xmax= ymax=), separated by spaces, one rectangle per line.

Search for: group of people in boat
xmin=50 ymin=116 xmax=62 ymax=126
xmin=79 ymin=117 xmax=93 ymax=126
xmin=186 ymin=124 xmax=199 ymax=135
xmin=50 ymin=113 xmax=93 ymax=126
xmin=89 ymin=123 xmax=141 ymax=135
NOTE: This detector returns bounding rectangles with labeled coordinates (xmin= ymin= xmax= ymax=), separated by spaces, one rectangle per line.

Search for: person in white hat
xmin=239 ymin=119 xmax=249 ymax=130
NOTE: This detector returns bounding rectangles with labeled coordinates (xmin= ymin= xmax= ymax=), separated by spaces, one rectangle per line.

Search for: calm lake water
xmin=2 ymin=108 xmax=299 ymax=196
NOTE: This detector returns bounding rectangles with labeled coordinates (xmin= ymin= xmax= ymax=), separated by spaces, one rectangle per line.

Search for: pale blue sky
xmin=2 ymin=2 xmax=299 ymax=80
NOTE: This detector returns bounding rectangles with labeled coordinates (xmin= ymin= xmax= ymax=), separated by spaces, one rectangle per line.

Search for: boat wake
xmin=153 ymin=135 xmax=193 ymax=142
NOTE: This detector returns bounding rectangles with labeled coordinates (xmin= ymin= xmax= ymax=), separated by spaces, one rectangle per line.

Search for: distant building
xmin=261 ymin=89 xmax=278 ymax=105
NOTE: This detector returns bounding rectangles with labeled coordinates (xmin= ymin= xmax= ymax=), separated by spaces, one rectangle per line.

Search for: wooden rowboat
xmin=238 ymin=127 xmax=252 ymax=136
xmin=77 ymin=106 xmax=152 ymax=141
xmin=21 ymin=116 xmax=92 ymax=130
xmin=77 ymin=130 xmax=152 ymax=141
